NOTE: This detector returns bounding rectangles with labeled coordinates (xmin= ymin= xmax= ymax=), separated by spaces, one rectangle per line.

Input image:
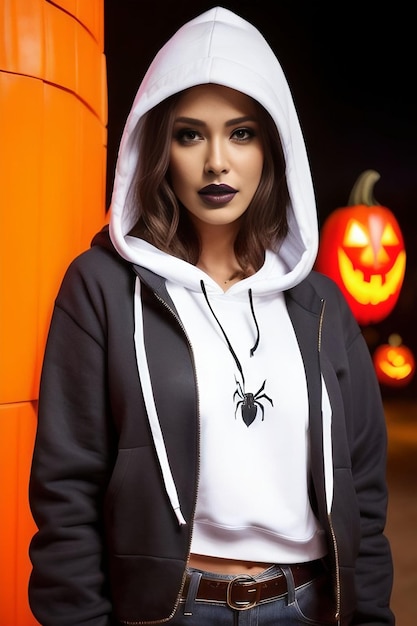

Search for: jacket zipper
xmin=328 ymin=514 xmax=341 ymax=624
xmin=151 ymin=289 xmax=202 ymax=620
xmin=319 ymin=298 xmax=341 ymax=624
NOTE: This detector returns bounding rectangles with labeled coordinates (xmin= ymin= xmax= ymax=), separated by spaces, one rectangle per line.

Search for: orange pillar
xmin=0 ymin=1 xmax=107 ymax=624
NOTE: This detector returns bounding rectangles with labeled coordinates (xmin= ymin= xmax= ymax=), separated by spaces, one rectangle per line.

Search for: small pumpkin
xmin=373 ymin=334 xmax=415 ymax=387
xmin=315 ymin=170 xmax=406 ymax=325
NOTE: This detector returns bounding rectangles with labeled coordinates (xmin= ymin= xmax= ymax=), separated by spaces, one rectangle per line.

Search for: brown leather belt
xmin=182 ymin=559 xmax=325 ymax=610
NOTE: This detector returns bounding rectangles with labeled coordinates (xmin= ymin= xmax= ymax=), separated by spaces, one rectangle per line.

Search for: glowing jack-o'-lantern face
xmin=338 ymin=209 xmax=406 ymax=303
xmin=315 ymin=171 xmax=406 ymax=325
xmin=373 ymin=338 xmax=415 ymax=387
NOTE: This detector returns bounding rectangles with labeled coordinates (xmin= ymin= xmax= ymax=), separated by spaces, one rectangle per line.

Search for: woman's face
xmin=169 ymin=84 xmax=264 ymax=233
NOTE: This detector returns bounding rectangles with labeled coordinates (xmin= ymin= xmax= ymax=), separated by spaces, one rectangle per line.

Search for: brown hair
xmin=128 ymin=88 xmax=289 ymax=273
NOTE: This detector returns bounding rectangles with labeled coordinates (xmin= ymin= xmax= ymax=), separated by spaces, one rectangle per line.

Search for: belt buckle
xmin=226 ymin=574 xmax=259 ymax=611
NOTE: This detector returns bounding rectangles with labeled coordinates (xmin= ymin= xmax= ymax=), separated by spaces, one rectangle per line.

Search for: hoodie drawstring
xmin=248 ymin=288 xmax=260 ymax=356
xmin=133 ymin=278 xmax=186 ymax=526
xmin=200 ymin=281 xmax=261 ymax=388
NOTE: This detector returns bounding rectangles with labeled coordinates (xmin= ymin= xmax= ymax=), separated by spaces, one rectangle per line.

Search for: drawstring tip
xmin=248 ymin=288 xmax=260 ymax=357
xmin=175 ymin=508 xmax=187 ymax=526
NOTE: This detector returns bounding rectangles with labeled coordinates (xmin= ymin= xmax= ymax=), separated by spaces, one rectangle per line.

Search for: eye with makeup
xmin=173 ymin=128 xmax=203 ymax=145
xmin=230 ymin=127 xmax=257 ymax=143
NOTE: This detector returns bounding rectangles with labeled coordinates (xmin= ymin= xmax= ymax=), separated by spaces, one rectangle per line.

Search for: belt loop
xmin=183 ymin=570 xmax=203 ymax=616
xmin=279 ymin=565 xmax=296 ymax=605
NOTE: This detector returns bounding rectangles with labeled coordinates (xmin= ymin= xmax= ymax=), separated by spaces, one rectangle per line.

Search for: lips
xmin=198 ymin=184 xmax=237 ymax=206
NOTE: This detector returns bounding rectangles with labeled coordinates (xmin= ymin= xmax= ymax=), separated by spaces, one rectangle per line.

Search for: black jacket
xmin=29 ymin=230 xmax=394 ymax=625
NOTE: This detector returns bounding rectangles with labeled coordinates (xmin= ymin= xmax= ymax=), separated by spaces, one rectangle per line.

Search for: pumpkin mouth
xmin=338 ymin=248 xmax=406 ymax=305
xmin=379 ymin=353 xmax=413 ymax=381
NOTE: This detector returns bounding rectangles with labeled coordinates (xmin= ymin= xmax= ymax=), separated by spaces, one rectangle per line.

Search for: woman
xmin=29 ymin=7 xmax=394 ymax=625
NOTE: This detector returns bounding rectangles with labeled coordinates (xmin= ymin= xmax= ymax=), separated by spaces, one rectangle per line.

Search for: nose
xmin=204 ymin=138 xmax=229 ymax=175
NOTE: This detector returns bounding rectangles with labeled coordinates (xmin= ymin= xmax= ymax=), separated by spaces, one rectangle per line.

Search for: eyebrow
xmin=173 ymin=115 xmax=257 ymax=127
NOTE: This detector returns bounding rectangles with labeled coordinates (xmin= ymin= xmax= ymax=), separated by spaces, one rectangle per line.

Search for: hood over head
xmin=109 ymin=6 xmax=318 ymax=291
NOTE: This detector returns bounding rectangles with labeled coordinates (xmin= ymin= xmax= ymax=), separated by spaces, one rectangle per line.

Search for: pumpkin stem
xmin=388 ymin=333 xmax=402 ymax=347
xmin=348 ymin=169 xmax=381 ymax=206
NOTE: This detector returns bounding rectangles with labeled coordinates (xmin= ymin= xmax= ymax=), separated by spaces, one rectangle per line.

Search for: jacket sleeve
xmin=346 ymin=325 xmax=395 ymax=625
xmin=327 ymin=281 xmax=394 ymax=625
xmin=28 ymin=257 xmax=118 ymax=626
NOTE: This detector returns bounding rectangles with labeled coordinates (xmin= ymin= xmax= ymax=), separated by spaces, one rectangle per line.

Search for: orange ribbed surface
xmin=0 ymin=1 xmax=106 ymax=623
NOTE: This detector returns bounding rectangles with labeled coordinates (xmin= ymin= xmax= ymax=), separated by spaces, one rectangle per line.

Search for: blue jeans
xmin=170 ymin=565 xmax=337 ymax=625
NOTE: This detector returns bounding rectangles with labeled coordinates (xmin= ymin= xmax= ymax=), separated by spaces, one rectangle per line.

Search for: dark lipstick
xmin=198 ymin=184 xmax=237 ymax=206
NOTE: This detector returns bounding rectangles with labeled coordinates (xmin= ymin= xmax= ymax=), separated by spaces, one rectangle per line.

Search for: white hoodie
xmin=109 ymin=7 xmax=329 ymax=563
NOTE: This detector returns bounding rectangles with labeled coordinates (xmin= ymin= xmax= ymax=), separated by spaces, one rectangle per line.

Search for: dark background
xmin=104 ymin=0 xmax=416 ymax=398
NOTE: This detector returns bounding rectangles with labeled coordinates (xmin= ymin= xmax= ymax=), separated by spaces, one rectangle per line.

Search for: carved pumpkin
xmin=373 ymin=335 xmax=415 ymax=387
xmin=315 ymin=170 xmax=406 ymax=325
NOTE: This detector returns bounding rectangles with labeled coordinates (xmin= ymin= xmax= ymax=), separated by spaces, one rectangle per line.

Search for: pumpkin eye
xmin=343 ymin=220 xmax=370 ymax=247
xmin=381 ymin=223 xmax=400 ymax=246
